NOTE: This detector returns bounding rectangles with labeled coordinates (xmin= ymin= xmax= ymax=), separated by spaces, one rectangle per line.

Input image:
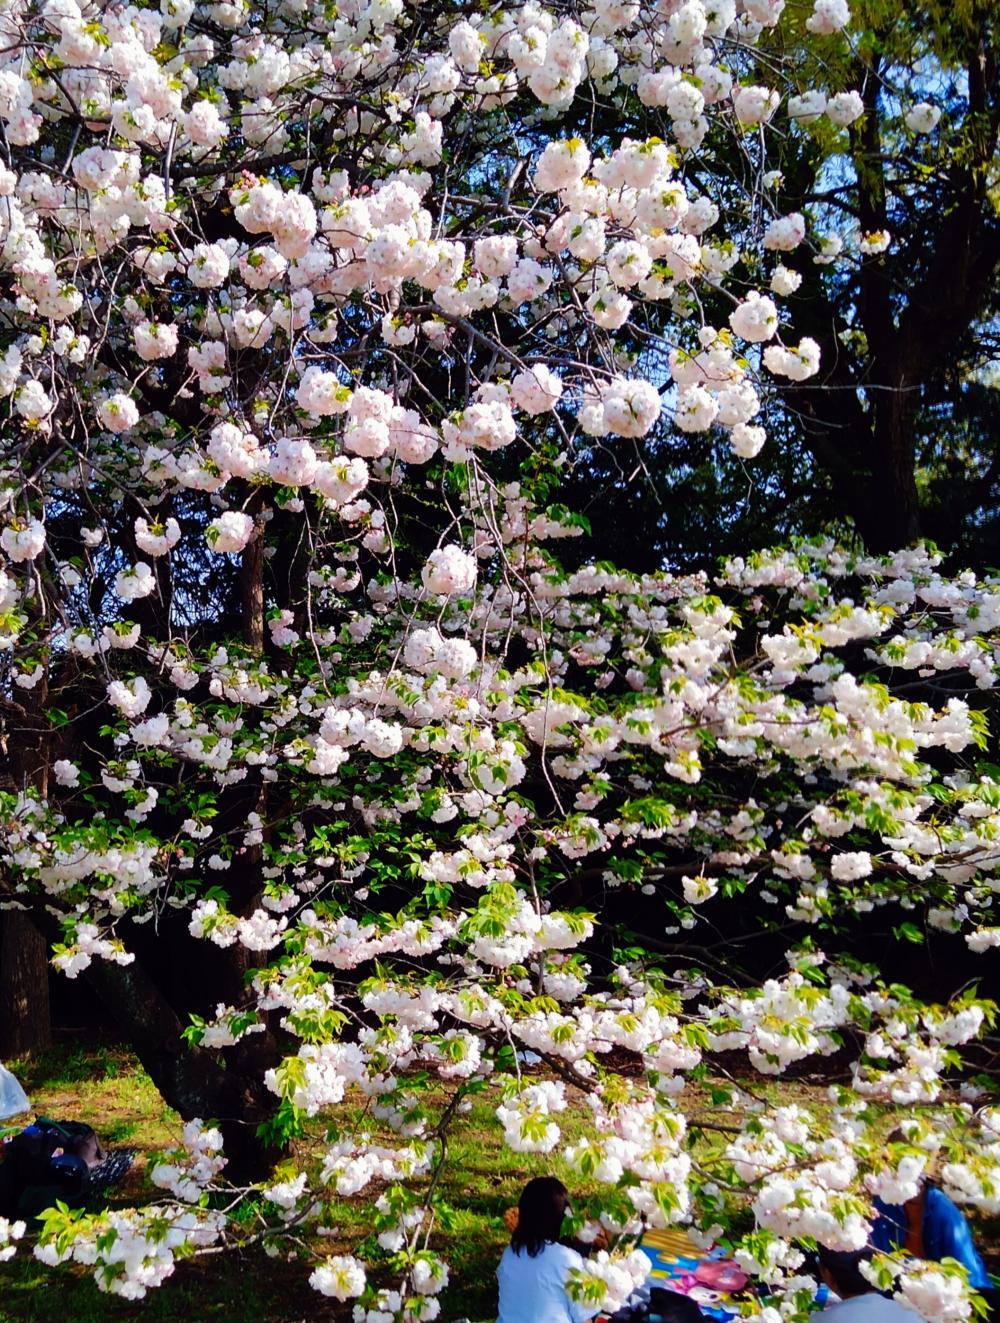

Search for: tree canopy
xmin=0 ymin=0 xmax=998 ymax=1319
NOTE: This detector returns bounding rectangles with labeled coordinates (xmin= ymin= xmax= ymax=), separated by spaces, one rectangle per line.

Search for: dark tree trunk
xmin=0 ymin=669 xmax=54 ymax=1057
xmin=0 ymin=913 xmax=52 ymax=1058
xmin=851 ymin=364 xmax=923 ymax=553
xmin=83 ymin=952 xmax=285 ymax=1183
xmin=867 ymin=429 xmax=920 ymax=549
xmin=240 ymin=496 xmax=265 ymax=653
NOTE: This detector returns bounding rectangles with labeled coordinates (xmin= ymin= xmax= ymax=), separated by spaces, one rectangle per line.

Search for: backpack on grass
xmin=0 ymin=1117 xmax=134 ymax=1220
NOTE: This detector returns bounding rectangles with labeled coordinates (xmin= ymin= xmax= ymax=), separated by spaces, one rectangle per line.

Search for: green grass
xmin=0 ymin=1042 xmax=599 ymax=1323
xmin=0 ymin=1252 xmax=339 ymax=1323
xmin=10 ymin=1042 xmax=177 ymax=1151
xmin=4 ymin=1042 xmax=1000 ymax=1323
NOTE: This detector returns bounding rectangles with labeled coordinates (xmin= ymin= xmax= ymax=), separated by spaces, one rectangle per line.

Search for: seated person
xmin=870 ymin=1179 xmax=989 ymax=1290
xmin=817 ymin=1248 xmax=914 ymax=1320
xmin=497 ymin=1176 xmax=603 ymax=1323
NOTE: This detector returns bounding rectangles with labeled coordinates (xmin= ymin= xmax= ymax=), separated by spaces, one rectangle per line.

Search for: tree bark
xmin=240 ymin=490 xmax=266 ymax=653
xmin=0 ymin=913 xmax=52 ymax=1058
xmin=82 ymin=951 xmax=284 ymax=1183
xmin=0 ymin=660 xmax=54 ymax=1057
xmin=861 ymin=375 xmax=922 ymax=552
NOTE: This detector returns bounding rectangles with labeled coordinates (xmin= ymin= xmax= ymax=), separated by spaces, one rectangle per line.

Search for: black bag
xmin=609 ymin=1291 xmax=706 ymax=1323
xmin=0 ymin=1118 xmax=112 ymax=1219
xmin=648 ymin=1290 xmax=706 ymax=1322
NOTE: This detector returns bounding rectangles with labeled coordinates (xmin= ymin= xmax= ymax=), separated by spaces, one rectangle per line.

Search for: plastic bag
xmin=0 ymin=1062 xmax=30 ymax=1121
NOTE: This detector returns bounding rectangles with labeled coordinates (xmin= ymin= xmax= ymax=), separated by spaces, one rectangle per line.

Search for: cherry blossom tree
xmin=0 ymin=0 xmax=998 ymax=1318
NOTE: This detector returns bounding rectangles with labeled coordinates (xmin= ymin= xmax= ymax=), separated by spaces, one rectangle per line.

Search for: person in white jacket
xmin=497 ymin=1177 xmax=602 ymax=1323
xmin=0 ymin=1062 xmax=29 ymax=1122
xmin=817 ymin=1248 xmax=915 ymax=1321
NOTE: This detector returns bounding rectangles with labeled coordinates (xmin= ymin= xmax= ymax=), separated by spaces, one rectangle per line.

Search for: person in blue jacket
xmin=870 ymin=1182 xmax=990 ymax=1289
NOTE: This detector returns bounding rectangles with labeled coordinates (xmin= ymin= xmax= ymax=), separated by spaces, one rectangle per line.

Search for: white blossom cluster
xmin=0 ymin=0 xmax=888 ymax=607
xmin=0 ymin=1217 xmax=25 ymax=1264
xmin=149 ymin=1119 xmax=228 ymax=1203
xmin=34 ymin=1204 xmax=226 ymax=1300
xmin=0 ymin=0 xmax=990 ymax=1316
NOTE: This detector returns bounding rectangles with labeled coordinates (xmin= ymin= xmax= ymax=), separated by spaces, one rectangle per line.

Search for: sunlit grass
xmin=12 ymin=1042 xmax=177 ymax=1149
xmin=1 ymin=1042 xmax=597 ymax=1322
xmin=3 ymin=1042 xmax=999 ymax=1323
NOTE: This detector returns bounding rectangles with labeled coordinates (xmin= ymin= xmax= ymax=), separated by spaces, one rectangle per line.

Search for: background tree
xmin=775 ymin=0 xmax=1000 ymax=553
xmin=552 ymin=0 xmax=1000 ymax=570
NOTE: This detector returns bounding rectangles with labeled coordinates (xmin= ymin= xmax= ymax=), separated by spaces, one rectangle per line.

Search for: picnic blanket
xmin=638 ymin=1229 xmax=750 ymax=1321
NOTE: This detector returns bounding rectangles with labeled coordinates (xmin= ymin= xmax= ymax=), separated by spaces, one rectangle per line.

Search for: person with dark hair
xmin=648 ymin=1288 xmax=707 ymax=1321
xmin=497 ymin=1176 xmax=604 ymax=1323
xmin=816 ymin=1247 xmax=913 ymax=1320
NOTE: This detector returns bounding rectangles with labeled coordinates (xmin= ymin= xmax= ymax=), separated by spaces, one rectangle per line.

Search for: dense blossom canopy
xmin=0 ymin=0 xmax=998 ymax=1317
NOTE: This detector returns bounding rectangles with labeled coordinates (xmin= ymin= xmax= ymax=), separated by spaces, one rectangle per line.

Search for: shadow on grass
xmin=0 ymin=1249 xmax=359 ymax=1323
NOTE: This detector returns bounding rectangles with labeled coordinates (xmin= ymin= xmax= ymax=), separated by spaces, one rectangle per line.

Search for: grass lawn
xmin=2 ymin=1041 xmax=999 ymax=1323
xmin=0 ymin=1040 xmax=609 ymax=1323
